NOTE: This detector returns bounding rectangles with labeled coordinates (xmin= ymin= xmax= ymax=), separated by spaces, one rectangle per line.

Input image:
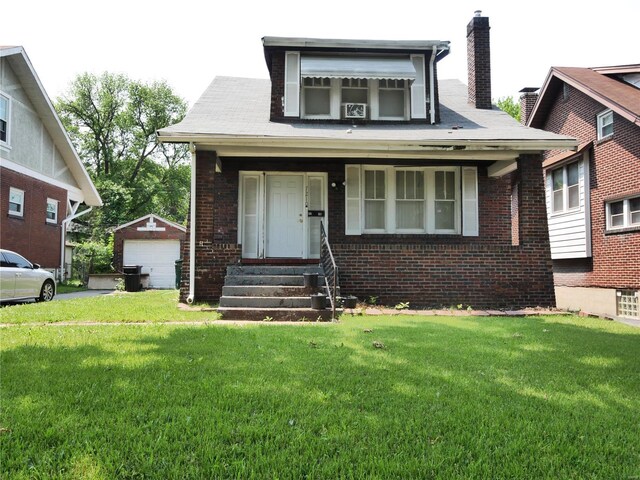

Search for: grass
xmin=1 ymin=313 xmax=639 ymax=478
xmin=0 ymin=290 xmax=219 ymax=324
xmin=56 ymin=280 xmax=87 ymax=295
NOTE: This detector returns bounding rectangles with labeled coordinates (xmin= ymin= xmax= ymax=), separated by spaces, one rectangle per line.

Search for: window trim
xmin=8 ymin=187 xmax=24 ymax=217
xmin=550 ymin=160 xmax=581 ymax=215
xmin=606 ymin=195 xmax=640 ymax=231
xmin=46 ymin=198 xmax=59 ymax=224
xmin=0 ymin=91 xmax=11 ymax=148
xmin=597 ymin=109 xmax=613 ymax=140
xmin=357 ymin=166 xmax=461 ymax=235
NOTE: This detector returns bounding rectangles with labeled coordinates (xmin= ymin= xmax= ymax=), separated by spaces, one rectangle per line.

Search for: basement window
xmin=617 ymin=290 xmax=639 ymax=319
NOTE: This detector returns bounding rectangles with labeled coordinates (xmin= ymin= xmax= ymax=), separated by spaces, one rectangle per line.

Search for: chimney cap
xmin=519 ymin=87 xmax=540 ymax=93
xmin=474 ymin=10 xmax=482 ymax=17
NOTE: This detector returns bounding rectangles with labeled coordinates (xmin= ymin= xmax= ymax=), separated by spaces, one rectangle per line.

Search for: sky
xmin=4 ymin=0 xmax=639 ymax=109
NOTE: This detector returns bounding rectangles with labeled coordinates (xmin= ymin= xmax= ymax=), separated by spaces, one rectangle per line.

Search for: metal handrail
xmin=320 ymin=221 xmax=338 ymax=320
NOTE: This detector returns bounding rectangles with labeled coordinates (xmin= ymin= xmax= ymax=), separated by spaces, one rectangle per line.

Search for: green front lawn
xmin=0 ymin=290 xmax=218 ymax=324
xmin=2 ymin=314 xmax=639 ymax=478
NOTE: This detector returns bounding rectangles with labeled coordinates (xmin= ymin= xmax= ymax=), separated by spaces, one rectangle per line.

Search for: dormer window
xmin=287 ymin=52 xmax=427 ymax=121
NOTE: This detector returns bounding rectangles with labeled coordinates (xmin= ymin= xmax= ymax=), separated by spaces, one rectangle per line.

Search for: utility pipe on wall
xmin=429 ymin=45 xmax=437 ymax=124
xmin=187 ymin=143 xmax=197 ymax=304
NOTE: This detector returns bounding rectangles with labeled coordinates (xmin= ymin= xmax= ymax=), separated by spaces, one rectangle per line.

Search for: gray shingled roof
xmin=157 ymin=76 xmax=575 ymax=148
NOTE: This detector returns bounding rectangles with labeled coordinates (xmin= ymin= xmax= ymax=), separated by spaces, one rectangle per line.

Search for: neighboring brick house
xmin=113 ymin=214 xmax=186 ymax=289
xmin=1 ymin=46 xmax=101 ymax=278
xmin=157 ymin=13 xmax=576 ymax=313
xmin=524 ymin=65 xmax=640 ymax=319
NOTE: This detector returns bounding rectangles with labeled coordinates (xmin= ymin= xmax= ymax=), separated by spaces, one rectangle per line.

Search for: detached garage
xmin=113 ymin=214 xmax=186 ymax=289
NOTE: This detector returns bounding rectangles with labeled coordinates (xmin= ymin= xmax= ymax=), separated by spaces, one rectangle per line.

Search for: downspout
xmin=429 ymin=45 xmax=437 ymax=124
xmin=187 ymin=143 xmax=197 ymax=304
xmin=60 ymin=206 xmax=93 ymax=282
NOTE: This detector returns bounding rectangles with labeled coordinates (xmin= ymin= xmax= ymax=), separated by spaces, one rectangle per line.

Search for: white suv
xmin=0 ymin=249 xmax=56 ymax=303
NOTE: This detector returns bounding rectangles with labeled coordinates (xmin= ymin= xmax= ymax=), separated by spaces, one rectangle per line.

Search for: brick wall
xmin=113 ymin=219 xmax=186 ymax=271
xmin=181 ymin=153 xmax=555 ymax=308
xmin=542 ymin=84 xmax=640 ymax=289
xmin=0 ymin=166 xmax=67 ymax=268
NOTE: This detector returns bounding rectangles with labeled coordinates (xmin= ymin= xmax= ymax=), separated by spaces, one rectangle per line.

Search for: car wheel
xmin=37 ymin=280 xmax=55 ymax=302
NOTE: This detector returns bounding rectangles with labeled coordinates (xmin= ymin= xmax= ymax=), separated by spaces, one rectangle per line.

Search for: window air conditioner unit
xmin=342 ymin=103 xmax=367 ymax=119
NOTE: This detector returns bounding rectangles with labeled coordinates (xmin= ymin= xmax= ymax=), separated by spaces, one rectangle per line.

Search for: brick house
xmin=1 ymin=47 xmax=101 ymax=278
xmin=157 ymin=13 xmax=576 ymax=316
xmin=113 ymin=214 xmax=186 ymax=289
xmin=523 ymin=65 xmax=640 ymax=319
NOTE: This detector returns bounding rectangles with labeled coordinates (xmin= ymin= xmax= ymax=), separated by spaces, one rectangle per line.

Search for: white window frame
xmin=550 ymin=160 xmax=581 ymax=215
xmin=8 ymin=187 xmax=24 ymax=217
xmin=376 ymin=79 xmax=409 ymax=121
xmin=46 ymin=198 xmax=59 ymax=224
xmin=597 ymin=109 xmax=613 ymax=140
xmin=0 ymin=92 xmax=11 ymax=148
xmin=350 ymin=166 xmax=461 ymax=235
xmin=363 ymin=167 xmax=387 ymax=233
xmin=606 ymin=195 xmax=640 ymax=231
xmin=301 ymin=77 xmax=337 ymax=119
xmin=395 ymin=168 xmax=426 ymax=233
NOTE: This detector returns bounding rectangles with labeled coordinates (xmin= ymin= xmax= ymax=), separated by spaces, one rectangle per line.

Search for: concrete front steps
xmin=217 ymin=265 xmax=339 ymax=321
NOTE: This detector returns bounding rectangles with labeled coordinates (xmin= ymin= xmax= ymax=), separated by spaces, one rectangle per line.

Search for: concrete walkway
xmin=54 ymin=290 xmax=113 ymax=301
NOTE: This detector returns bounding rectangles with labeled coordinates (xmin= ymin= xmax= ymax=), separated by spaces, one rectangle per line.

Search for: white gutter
xmin=429 ymin=46 xmax=437 ymax=125
xmin=59 ymin=206 xmax=92 ymax=282
xmin=187 ymin=143 xmax=197 ymax=304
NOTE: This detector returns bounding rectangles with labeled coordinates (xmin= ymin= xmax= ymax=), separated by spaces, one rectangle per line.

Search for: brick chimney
xmin=519 ymin=88 xmax=540 ymax=125
xmin=467 ymin=11 xmax=492 ymax=109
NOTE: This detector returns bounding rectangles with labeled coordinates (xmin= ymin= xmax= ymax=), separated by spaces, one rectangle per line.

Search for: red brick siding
xmin=0 ymin=166 xmax=66 ymax=268
xmin=113 ymin=219 xmax=186 ymax=271
xmin=542 ymin=84 xmax=640 ymax=289
xmin=181 ymin=153 xmax=555 ymax=308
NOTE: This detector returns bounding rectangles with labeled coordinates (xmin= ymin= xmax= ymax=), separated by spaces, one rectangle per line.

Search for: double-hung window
xmin=364 ymin=169 xmax=386 ymax=231
xmin=378 ymin=79 xmax=407 ymax=119
xmin=607 ymin=196 xmax=640 ymax=230
xmin=46 ymin=198 xmax=59 ymax=224
xmin=301 ymin=77 xmax=332 ymax=118
xmin=347 ymin=165 xmax=476 ymax=235
xmin=0 ymin=93 xmax=9 ymax=145
xmin=597 ymin=109 xmax=613 ymax=140
xmin=9 ymin=187 xmax=24 ymax=217
xmin=396 ymin=170 xmax=425 ymax=231
xmin=551 ymin=161 xmax=580 ymax=214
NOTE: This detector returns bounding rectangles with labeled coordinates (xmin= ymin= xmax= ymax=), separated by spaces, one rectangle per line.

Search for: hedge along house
xmin=157 ymin=12 xmax=577 ymax=315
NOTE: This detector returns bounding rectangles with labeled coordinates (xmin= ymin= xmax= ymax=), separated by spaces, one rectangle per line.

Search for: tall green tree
xmin=56 ymin=73 xmax=190 ymax=239
xmin=495 ymin=96 xmax=521 ymax=122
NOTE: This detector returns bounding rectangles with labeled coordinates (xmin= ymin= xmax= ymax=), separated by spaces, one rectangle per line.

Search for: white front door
xmin=266 ymin=175 xmax=304 ymax=257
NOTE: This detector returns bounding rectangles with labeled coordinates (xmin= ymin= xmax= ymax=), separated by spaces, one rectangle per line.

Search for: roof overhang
xmin=301 ymin=56 xmax=416 ymax=81
xmin=156 ymin=133 xmax=578 ymax=161
xmin=0 ymin=47 xmax=102 ymax=206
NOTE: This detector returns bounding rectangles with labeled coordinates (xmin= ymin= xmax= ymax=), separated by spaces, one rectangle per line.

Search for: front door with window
xmin=239 ymin=172 xmax=327 ymax=259
xmin=266 ymin=175 xmax=304 ymax=258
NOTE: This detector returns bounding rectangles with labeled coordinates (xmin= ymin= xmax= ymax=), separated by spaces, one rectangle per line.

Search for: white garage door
xmin=123 ymin=240 xmax=181 ymax=289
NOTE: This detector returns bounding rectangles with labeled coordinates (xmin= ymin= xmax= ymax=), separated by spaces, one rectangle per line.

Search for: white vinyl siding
xmin=284 ymin=52 xmax=300 ymax=117
xmin=410 ymin=54 xmax=426 ymax=119
xmin=345 ymin=165 xmax=468 ymax=235
xmin=545 ymin=155 xmax=591 ymax=259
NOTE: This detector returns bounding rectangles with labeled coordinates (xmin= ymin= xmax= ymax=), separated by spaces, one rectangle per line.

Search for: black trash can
xmin=174 ymin=259 xmax=183 ymax=289
xmin=123 ymin=265 xmax=142 ymax=292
